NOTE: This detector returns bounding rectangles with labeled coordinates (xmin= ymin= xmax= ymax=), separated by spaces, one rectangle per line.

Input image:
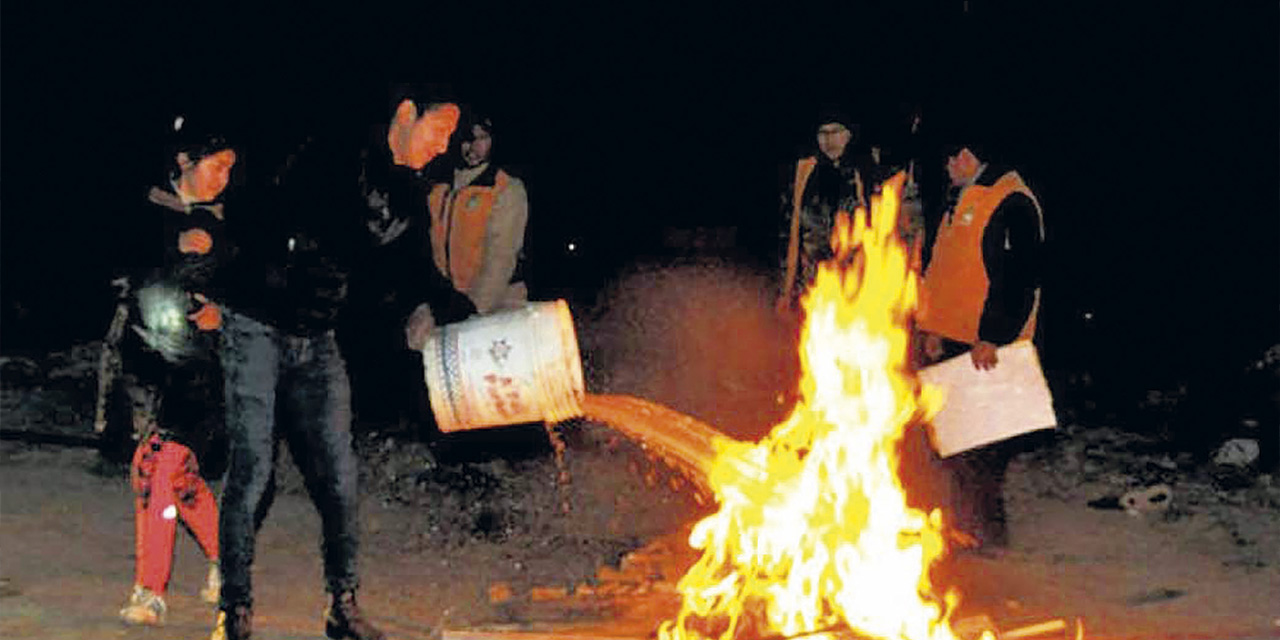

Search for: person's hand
xmin=923 ymin=333 xmax=944 ymax=362
xmin=439 ymin=289 xmax=478 ymax=325
xmin=178 ymin=228 xmax=214 ymax=254
xmin=970 ymin=340 xmax=998 ymax=370
xmin=188 ymin=293 xmax=222 ymax=331
xmin=404 ymin=303 xmax=436 ymax=351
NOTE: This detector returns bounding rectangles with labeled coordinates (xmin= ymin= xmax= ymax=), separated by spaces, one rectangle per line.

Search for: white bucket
xmin=422 ymin=300 xmax=585 ymax=432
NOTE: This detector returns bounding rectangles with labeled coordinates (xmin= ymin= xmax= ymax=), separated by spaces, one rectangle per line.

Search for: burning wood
xmin=952 ymin=616 xmax=1082 ymax=640
xmin=1001 ymin=618 xmax=1074 ymax=639
xmin=441 ymin=616 xmax=1081 ymax=640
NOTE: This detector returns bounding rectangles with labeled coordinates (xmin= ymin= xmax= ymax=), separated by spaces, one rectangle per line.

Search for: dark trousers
xmin=218 ymin=310 xmax=360 ymax=608
xmin=909 ymin=334 xmax=1019 ymax=548
xmin=338 ymin=305 xmax=433 ymax=434
xmin=944 ymin=440 xmax=1016 ymax=548
xmin=898 ymin=424 xmax=1019 ymax=550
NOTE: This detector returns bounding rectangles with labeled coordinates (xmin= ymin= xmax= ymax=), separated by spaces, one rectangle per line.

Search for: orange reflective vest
xmin=427 ymin=169 xmax=511 ymax=294
xmin=780 ymin=156 xmax=819 ymax=304
xmin=920 ymin=170 xmax=1043 ymax=344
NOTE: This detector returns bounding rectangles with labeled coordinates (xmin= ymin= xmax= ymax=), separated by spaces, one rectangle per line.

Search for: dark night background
xmin=2 ymin=3 xmax=1277 ymax=413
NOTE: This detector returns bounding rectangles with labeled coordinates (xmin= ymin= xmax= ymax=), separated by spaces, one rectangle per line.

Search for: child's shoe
xmin=200 ymin=562 xmax=221 ymax=604
xmin=119 ymin=585 xmax=167 ymax=625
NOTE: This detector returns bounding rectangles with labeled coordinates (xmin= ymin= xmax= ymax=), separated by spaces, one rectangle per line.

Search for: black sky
xmin=2 ymin=2 xmax=1277 ymax=387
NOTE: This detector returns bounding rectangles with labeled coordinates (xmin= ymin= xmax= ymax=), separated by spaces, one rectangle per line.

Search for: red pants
xmin=131 ymin=435 xmax=218 ymax=595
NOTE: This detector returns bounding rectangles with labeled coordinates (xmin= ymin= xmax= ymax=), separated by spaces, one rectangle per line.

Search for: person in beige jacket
xmin=432 ymin=114 xmax=528 ymax=308
xmin=405 ymin=111 xmax=529 ymax=349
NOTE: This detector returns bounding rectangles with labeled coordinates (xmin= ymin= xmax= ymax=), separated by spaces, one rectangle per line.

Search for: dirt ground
xmin=2 ymin=260 xmax=1278 ymax=640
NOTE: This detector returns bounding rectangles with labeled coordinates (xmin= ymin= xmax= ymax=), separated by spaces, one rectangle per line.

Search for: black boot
xmin=210 ymin=603 xmax=252 ymax=640
xmin=325 ymin=591 xmax=386 ymax=640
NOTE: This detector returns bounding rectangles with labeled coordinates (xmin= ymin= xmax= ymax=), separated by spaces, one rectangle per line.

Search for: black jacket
xmin=217 ymin=129 xmax=473 ymax=335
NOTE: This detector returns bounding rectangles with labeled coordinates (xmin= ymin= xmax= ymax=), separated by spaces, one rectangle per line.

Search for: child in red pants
xmin=110 ymin=280 xmax=225 ymax=627
xmin=120 ymin=431 xmax=222 ymax=624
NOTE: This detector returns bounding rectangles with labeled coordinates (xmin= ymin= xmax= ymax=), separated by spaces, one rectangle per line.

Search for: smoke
xmin=578 ymin=258 xmax=799 ymax=441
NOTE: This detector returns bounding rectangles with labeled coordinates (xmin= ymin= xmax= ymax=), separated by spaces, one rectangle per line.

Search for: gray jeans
xmin=217 ymin=309 xmax=360 ymax=608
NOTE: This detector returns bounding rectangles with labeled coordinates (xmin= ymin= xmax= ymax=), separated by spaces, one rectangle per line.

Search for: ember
xmin=659 ymin=174 xmax=971 ymax=640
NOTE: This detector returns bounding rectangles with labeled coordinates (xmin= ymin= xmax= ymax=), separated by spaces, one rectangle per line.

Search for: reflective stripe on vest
xmin=920 ymin=170 xmax=1043 ymax=344
xmin=781 ymin=156 xmax=819 ymax=303
xmin=428 ymin=171 xmax=511 ymax=293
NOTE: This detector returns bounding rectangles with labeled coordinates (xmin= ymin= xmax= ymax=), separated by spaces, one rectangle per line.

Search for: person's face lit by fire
xmin=388 ymin=101 xmax=460 ymax=170
xmin=816 ymin=122 xmax=852 ymax=162
xmin=176 ymin=148 xmax=236 ymax=203
xmin=945 ymin=147 xmax=982 ymax=187
xmin=410 ymin=106 xmax=457 ymax=166
xmin=461 ymin=124 xmax=493 ymax=168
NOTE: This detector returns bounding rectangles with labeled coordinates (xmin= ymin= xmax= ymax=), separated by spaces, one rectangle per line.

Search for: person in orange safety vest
xmin=917 ymin=139 xmax=1046 ymax=550
xmin=778 ymin=107 xmax=879 ymax=313
xmin=430 ymin=113 xmax=528 ymax=305
xmin=919 ymin=142 xmax=1044 ymax=368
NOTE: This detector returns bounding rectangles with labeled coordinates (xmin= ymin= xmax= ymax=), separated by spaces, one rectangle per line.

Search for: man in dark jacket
xmin=209 ymin=97 xmax=467 ymax=640
xmin=341 ymin=92 xmax=480 ymax=436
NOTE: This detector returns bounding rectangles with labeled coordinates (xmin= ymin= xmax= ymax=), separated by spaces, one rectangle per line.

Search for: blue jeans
xmin=217 ymin=309 xmax=360 ymax=608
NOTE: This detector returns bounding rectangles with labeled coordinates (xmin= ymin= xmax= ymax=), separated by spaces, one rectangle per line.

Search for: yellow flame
xmin=659 ymin=173 xmax=957 ymax=640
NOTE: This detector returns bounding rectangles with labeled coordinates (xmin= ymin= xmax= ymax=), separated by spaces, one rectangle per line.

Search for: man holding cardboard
xmin=917 ymin=133 xmax=1049 ymax=550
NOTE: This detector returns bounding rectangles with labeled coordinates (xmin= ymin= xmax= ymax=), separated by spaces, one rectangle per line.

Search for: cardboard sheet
xmin=918 ymin=340 xmax=1057 ymax=457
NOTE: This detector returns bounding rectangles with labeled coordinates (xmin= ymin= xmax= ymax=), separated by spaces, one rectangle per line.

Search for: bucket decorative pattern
xmin=423 ymin=300 xmax=585 ymax=432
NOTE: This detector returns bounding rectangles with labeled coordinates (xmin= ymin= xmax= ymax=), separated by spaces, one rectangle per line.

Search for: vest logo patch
xmin=958 ymin=207 xmax=976 ymax=226
xmin=467 ymin=194 xmax=481 ymax=209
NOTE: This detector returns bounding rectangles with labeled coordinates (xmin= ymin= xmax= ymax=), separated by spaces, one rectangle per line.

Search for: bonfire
xmin=659 ymin=173 xmax=966 ymax=640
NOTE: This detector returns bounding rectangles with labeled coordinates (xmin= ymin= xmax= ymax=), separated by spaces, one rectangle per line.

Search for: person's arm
xmin=466 ymin=176 xmax=529 ymax=314
xmin=978 ymin=192 xmax=1042 ymax=346
xmin=397 ymin=178 xmax=476 ymax=350
xmin=402 ymin=253 xmax=477 ymax=350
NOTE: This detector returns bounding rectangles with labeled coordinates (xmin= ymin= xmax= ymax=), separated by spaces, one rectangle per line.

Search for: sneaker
xmin=200 ymin=562 xmax=222 ymax=604
xmin=325 ymin=590 xmax=386 ymax=640
xmin=209 ymin=604 xmax=252 ymax=640
xmin=209 ymin=611 xmax=226 ymax=640
xmin=119 ymin=585 xmax=167 ymax=626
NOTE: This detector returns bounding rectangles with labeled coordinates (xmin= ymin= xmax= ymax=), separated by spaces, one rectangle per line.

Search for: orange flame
xmin=659 ymin=174 xmax=974 ymax=640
